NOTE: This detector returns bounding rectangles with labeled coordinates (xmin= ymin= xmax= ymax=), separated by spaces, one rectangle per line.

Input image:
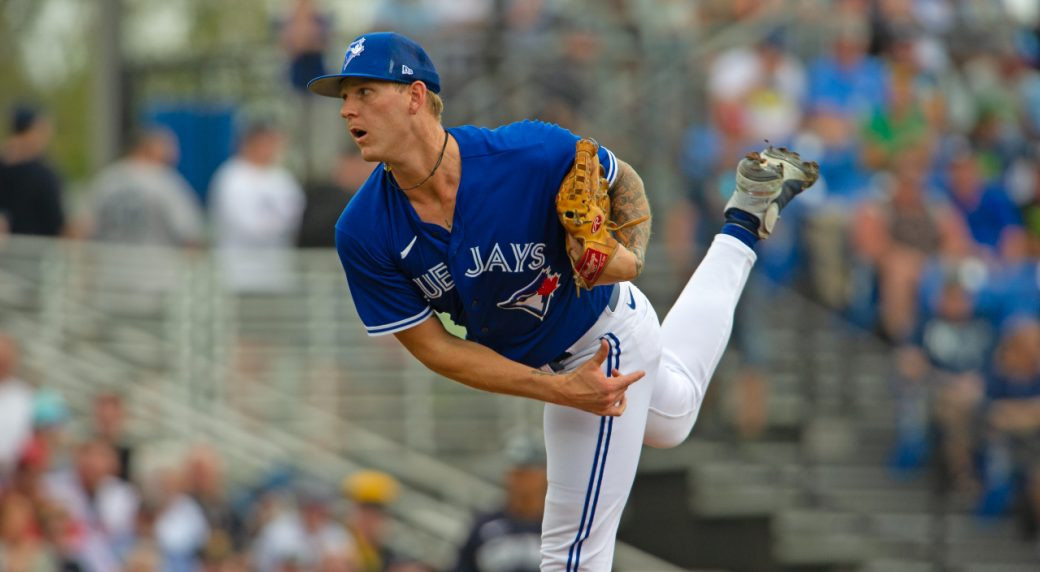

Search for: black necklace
xmin=387 ymin=130 xmax=450 ymax=191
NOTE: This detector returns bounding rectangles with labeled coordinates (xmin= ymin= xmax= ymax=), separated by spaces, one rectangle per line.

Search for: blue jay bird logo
xmin=497 ymin=268 xmax=561 ymax=320
xmin=343 ymin=37 xmax=366 ymax=69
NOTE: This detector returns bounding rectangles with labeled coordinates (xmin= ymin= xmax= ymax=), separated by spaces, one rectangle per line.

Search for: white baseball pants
xmin=540 ymin=234 xmax=756 ymax=570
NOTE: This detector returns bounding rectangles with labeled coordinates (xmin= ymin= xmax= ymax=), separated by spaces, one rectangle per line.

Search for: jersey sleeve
xmin=538 ymin=122 xmax=620 ymax=188
xmin=335 ymin=225 xmax=432 ymax=336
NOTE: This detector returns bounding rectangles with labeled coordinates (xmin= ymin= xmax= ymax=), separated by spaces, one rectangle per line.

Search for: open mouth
xmin=350 ymin=128 xmax=368 ymax=141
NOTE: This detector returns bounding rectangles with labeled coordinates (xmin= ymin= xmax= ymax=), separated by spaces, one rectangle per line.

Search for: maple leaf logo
xmin=496 ymin=268 xmax=562 ymax=320
xmin=537 ymin=275 xmax=559 ymax=296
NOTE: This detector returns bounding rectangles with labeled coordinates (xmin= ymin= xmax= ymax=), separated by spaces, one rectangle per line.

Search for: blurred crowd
xmin=0 ymin=330 xmax=459 ymax=572
xmin=0 ymin=104 xmax=372 ymax=294
xmin=667 ymin=0 xmax=1040 ymax=546
xmin=3 ymin=0 xmax=1040 ymax=567
xmin=0 ymin=327 xmax=549 ymax=571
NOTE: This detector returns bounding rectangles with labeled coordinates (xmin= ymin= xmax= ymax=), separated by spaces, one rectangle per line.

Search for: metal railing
xmin=0 ymin=233 xmax=685 ymax=569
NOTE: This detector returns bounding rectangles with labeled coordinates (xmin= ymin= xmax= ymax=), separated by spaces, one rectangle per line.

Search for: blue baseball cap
xmin=308 ymin=32 xmax=441 ymax=97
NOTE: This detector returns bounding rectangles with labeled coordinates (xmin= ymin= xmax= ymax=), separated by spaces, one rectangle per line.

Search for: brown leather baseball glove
xmin=555 ymin=138 xmax=647 ymax=292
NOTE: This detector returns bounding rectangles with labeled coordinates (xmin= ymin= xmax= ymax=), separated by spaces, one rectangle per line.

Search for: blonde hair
xmin=397 ymin=82 xmax=443 ymax=121
xmin=427 ymin=91 xmax=444 ymax=121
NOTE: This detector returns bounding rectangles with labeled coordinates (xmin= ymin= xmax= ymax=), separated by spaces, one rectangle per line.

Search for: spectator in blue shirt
xmin=943 ymin=149 xmax=1023 ymax=255
xmin=978 ymin=318 xmax=1040 ymax=523
xmin=806 ymin=17 xmax=888 ymax=121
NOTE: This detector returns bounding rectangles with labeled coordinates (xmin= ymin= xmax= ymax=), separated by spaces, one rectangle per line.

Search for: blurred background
xmin=2 ymin=0 xmax=1040 ymax=570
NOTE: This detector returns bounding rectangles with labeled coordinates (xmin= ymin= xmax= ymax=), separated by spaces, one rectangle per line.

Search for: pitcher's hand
xmin=554 ymin=339 xmax=644 ymax=416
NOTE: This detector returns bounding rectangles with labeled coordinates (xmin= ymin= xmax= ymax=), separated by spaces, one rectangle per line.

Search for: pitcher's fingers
xmin=611 ymin=394 xmax=628 ymax=417
xmin=610 ymin=369 xmax=645 ymax=389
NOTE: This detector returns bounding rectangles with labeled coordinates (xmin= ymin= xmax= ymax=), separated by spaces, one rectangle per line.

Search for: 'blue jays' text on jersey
xmin=335 ymin=120 xmax=620 ymax=367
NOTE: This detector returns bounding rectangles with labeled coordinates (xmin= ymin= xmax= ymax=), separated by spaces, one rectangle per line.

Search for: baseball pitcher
xmin=309 ymin=32 xmax=817 ymax=570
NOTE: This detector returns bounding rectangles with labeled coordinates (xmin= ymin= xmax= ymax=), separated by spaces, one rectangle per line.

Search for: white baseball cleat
xmin=761 ymin=144 xmax=819 ymax=187
xmin=724 ymin=147 xmax=818 ymax=239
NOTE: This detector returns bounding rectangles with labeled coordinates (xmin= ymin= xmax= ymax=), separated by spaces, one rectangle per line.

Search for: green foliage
xmin=0 ymin=0 xmax=37 ymax=115
xmin=0 ymin=0 xmax=93 ymax=181
xmin=1 ymin=0 xmax=281 ymax=182
xmin=188 ymin=0 xmax=276 ymax=54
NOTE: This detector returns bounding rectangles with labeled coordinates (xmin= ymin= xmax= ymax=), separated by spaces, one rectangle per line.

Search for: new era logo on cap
xmin=307 ymin=32 xmax=441 ymax=97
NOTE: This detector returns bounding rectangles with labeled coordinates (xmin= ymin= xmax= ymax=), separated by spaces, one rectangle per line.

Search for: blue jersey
xmin=335 ymin=120 xmax=619 ymax=367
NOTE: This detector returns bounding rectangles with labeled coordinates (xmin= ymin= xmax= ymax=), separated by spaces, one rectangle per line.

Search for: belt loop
xmin=607 ymin=283 xmax=621 ymax=312
xmin=546 ymin=352 xmax=572 ymax=373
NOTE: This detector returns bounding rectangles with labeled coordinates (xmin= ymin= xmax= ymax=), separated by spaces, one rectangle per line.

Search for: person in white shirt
xmin=138 ymin=451 xmax=210 ymax=572
xmin=0 ymin=334 xmax=33 ymax=480
xmin=210 ymin=121 xmax=305 ymax=293
xmin=43 ymin=440 xmax=139 ymax=572
xmin=252 ymin=480 xmax=358 ymax=572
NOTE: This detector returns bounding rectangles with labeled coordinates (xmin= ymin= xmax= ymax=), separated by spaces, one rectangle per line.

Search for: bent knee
xmin=642 ymin=418 xmax=694 ymax=449
xmin=643 ymin=434 xmax=688 ymax=449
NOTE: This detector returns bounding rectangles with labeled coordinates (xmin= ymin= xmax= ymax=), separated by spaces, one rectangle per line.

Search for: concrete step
xmin=637 ymin=439 xmax=731 ymax=472
xmin=691 ymin=460 xmax=801 ymax=487
xmin=810 ymin=464 xmax=928 ymax=492
xmin=871 ymin=512 xmax=1019 ymax=544
xmin=690 ymin=483 xmax=801 ymax=517
xmin=948 ymin=564 xmax=1040 ymax=572
xmin=945 ymin=538 xmax=1039 ymax=565
xmin=774 ymin=509 xmax=868 ymax=535
xmin=820 ymin=486 xmax=934 ymax=513
xmin=859 ymin=558 xmax=936 ymax=572
xmin=773 ymin=531 xmax=874 ymax=566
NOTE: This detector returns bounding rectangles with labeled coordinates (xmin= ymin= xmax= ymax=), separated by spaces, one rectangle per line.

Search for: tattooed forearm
xmin=609 ymin=161 xmax=652 ymax=274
